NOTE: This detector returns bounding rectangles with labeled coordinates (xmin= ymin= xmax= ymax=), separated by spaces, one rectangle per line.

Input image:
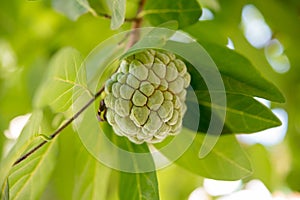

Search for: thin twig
xmin=13 ymin=87 xmax=104 ymax=166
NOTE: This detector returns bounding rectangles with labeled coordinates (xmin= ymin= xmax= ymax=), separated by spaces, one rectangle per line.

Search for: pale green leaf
xmin=47 ymin=126 xmax=80 ymax=200
xmin=3 ymin=180 xmax=9 ymax=200
xmin=107 ymin=0 xmax=126 ymax=30
xmin=244 ymin=144 xmax=272 ymax=190
xmin=73 ymin=98 xmax=160 ymax=197
xmin=0 ymin=110 xmax=43 ymax=197
xmin=34 ymin=47 xmax=86 ymax=114
xmin=73 ymin=145 xmax=111 ymax=200
xmin=111 ymin=134 xmax=159 ymax=200
xmin=72 ymin=91 xmax=160 ymax=199
xmin=8 ymin=140 xmax=58 ymax=200
xmin=157 ymin=165 xmax=203 ymax=200
xmin=52 ymin=0 xmax=89 ymax=20
xmin=72 ymin=82 xmax=160 ymax=200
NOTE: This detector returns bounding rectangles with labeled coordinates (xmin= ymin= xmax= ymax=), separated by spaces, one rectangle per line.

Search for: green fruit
xmin=104 ymin=49 xmax=190 ymax=144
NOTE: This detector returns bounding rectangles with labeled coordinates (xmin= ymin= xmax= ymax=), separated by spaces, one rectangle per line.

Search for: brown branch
xmin=127 ymin=0 xmax=147 ymax=48
xmin=13 ymin=87 xmax=104 ymax=166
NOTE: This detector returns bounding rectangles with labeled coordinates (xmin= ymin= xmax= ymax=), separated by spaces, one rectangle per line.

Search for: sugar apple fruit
xmin=104 ymin=49 xmax=190 ymax=144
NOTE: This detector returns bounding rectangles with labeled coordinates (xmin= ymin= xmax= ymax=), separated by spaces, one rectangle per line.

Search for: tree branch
xmin=13 ymin=0 xmax=147 ymax=167
xmin=127 ymin=0 xmax=147 ymax=48
xmin=13 ymin=87 xmax=104 ymax=166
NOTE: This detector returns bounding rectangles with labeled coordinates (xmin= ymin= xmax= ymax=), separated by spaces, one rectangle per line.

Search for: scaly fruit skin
xmin=104 ymin=49 xmax=191 ymax=144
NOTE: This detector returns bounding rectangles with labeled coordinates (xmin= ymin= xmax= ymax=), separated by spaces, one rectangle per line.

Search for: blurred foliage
xmin=143 ymin=0 xmax=202 ymax=28
xmin=0 ymin=0 xmax=299 ymax=199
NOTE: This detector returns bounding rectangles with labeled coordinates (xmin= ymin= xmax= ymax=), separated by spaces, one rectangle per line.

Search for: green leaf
xmin=109 ymin=134 xmax=159 ymax=200
xmin=182 ymin=42 xmax=283 ymax=134
xmin=47 ymin=125 xmax=79 ymax=200
xmin=77 ymin=0 xmax=97 ymax=14
xmin=155 ymin=129 xmax=253 ymax=180
xmin=8 ymin=140 xmax=58 ymax=200
xmin=52 ymin=0 xmax=89 ymax=20
xmin=71 ymin=30 xmax=161 ymax=172
xmin=143 ymin=0 xmax=202 ymax=28
xmin=287 ymin=168 xmax=300 ymax=192
xmin=107 ymin=0 xmax=126 ymax=30
xmin=244 ymin=144 xmax=272 ymax=190
xmin=184 ymin=21 xmax=228 ymax=46
xmin=72 ymin=85 xmax=160 ymax=200
xmin=73 ymin=97 xmax=159 ymax=199
xmin=157 ymin=165 xmax=203 ymax=200
xmin=190 ymin=42 xmax=285 ymax=103
xmin=221 ymin=94 xmax=281 ymax=132
xmin=73 ymin=145 xmax=111 ymax=200
xmin=185 ymin=91 xmax=281 ymax=134
xmin=34 ymin=47 xmax=85 ymax=114
xmin=3 ymin=180 xmax=9 ymax=200
xmin=119 ymin=171 xmax=160 ymax=200
xmin=0 ymin=110 xmax=43 ymax=197
xmin=87 ymin=0 xmax=110 ymax=15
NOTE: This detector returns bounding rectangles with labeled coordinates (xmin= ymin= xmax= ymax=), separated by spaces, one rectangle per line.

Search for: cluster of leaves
xmin=1 ymin=0 xmax=299 ymax=199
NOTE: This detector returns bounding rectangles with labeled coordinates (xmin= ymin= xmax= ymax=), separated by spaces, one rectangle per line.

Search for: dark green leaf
xmin=155 ymin=129 xmax=252 ymax=180
xmin=144 ymin=0 xmax=202 ymax=28
xmin=119 ymin=171 xmax=160 ymax=200
xmin=185 ymin=90 xmax=281 ymax=134
xmin=183 ymin=100 xmax=232 ymax=134
xmin=87 ymin=0 xmax=109 ymax=15
xmin=287 ymin=168 xmax=300 ymax=192
xmin=190 ymin=42 xmax=285 ymax=103
xmin=222 ymin=94 xmax=281 ymax=132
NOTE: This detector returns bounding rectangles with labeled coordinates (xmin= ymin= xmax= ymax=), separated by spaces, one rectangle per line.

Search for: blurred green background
xmin=0 ymin=0 xmax=300 ymax=199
